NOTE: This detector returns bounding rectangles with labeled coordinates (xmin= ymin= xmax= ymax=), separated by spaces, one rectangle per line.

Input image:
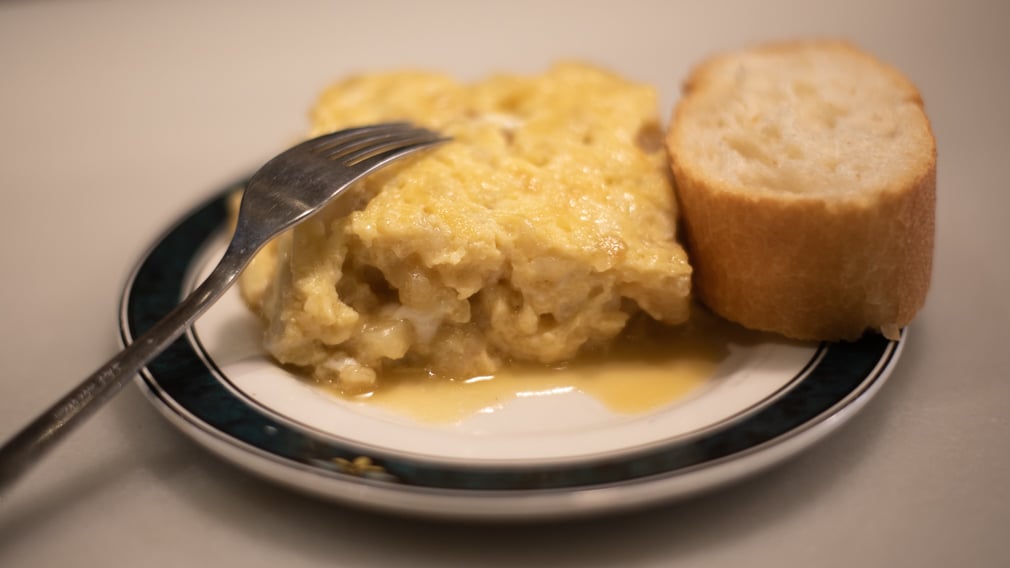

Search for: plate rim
xmin=119 ymin=185 xmax=903 ymax=520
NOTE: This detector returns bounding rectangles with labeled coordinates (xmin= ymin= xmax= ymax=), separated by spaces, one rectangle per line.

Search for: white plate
xmin=120 ymin=188 xmax=903 ymax=521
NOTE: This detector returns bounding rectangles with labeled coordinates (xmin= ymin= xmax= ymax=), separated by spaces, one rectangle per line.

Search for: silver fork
xmin=0 ymin=122 xmax=448 ymax=491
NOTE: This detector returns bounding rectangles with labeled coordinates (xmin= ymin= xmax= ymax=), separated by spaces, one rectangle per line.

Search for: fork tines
xmin=310 ymin=122 xmax=447 ymax=166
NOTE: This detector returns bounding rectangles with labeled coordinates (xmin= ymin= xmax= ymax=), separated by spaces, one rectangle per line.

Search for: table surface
xmin=1 ymin=1 xmax=1008 ymax=566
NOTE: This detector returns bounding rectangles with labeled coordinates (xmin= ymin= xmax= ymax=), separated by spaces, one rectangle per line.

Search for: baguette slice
xmin=666 ymin=40 xmax=935 ymax=341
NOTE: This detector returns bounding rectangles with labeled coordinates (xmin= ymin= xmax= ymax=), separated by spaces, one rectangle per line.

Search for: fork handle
xmin=0 ymin=244 xmax=252 ymax=493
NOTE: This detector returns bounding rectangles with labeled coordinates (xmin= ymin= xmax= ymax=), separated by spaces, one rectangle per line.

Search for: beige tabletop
xmin=1 ymin=0 xmax=1008 ymax=566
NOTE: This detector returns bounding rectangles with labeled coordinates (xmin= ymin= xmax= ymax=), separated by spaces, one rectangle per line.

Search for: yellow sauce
xmin=334 ymin=312 xmax=736 ymax=424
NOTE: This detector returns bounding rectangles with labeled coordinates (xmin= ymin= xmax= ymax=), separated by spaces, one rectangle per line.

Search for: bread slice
xmin=666 ymin=40 xmax=935 ymax=341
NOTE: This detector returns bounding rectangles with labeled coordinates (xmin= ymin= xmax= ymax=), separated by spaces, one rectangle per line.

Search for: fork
xmin=0 ymin=122 xmax=448 ymax=491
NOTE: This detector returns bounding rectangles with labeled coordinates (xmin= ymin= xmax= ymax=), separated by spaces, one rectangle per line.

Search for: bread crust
xmin=667 ymin=40 xmax=936 ymax=341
